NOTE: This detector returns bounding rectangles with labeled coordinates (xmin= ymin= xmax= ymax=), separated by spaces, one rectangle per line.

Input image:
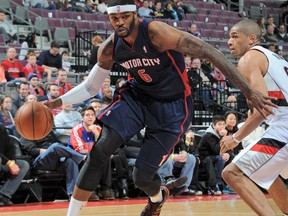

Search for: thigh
xmin=233 ymin=135 xmax=288 ymax=190
xmin=97 ymin=87 xmax=145 ymax=141
xmin=136 ymin=95 xmax=193 ymax=172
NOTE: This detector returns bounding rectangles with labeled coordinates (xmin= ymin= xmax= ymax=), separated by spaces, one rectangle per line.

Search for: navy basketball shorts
xmin=97 ymin=86 xmax=193 ymax=173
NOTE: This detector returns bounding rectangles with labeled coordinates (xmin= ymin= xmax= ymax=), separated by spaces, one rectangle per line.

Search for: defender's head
xmin=227 ymin=19 xmax=261 ymax=58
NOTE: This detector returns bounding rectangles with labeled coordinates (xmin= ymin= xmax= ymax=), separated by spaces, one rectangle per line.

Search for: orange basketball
xmin=14 ymin=102 xmax=54 ymax=140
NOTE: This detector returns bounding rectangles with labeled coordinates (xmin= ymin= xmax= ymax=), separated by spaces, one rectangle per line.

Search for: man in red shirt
xmin=54 ymin=69 xmax=72 ymax=96
xmin=1 ymin=47 xmax=25 ymax=82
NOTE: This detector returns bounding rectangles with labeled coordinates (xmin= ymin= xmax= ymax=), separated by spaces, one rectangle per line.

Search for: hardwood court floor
xmin=0 ymin=195 xmax=282 ymax=216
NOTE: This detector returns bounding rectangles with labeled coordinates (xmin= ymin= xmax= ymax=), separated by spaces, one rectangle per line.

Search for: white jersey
xmin=232 ymin=46 xmax=288 ymax=190
xmin=252 ymin=46 xmax=288 ymax=102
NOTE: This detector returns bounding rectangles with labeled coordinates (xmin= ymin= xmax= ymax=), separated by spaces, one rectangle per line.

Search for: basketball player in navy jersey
xmin=46 ymin=0 xmax=276 ymax=215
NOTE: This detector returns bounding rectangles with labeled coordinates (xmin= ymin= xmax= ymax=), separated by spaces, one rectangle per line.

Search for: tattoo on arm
xmin=98 ymin=37 xmax=114 ymax=69
xmin=177 ymin=33 xmax=252 ymax=98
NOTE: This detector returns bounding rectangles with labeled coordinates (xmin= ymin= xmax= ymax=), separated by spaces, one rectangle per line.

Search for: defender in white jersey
xmin=220 ymin=19 xmax=288 ymax=216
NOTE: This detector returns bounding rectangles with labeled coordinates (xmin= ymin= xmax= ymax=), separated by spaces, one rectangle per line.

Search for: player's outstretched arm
xmin=45 ymin=35 xmax=115 ymax=110
xmin=147 ymin=21 xmax=276 ymax=117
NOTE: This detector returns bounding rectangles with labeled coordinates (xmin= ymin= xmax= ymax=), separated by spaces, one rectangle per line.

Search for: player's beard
xmin=115 ymin=18 xmax=136 ymax=38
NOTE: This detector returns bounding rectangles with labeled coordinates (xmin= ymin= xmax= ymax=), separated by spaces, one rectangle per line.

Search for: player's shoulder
xmin=241 ymin=48 xmax=267 ymax=64
xmin=148 ymin=20 xmax=170 ymax=31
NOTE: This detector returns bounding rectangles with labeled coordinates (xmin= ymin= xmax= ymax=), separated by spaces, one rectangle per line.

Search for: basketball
xmin=14 ymin=102 xmax=54 ymax=140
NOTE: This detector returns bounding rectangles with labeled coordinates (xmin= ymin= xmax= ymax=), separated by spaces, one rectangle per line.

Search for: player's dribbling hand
xmin=246 ymin=90 xmax=277 ymax=119
xmin=42 ymin=99 xmax=62 ymax=110
xmin=220 ymin=136 xmax=238 ymax=155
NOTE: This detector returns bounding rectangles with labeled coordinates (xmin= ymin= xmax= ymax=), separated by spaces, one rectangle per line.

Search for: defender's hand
xmin=220 ymin=136 xmax=238 ymax=155
xmin=246 ymin=91 xmax=277 ymax=118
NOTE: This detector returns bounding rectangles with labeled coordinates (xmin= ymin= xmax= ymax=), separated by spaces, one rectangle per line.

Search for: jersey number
xmin=138 ymin=69 xmax=152 ymax=83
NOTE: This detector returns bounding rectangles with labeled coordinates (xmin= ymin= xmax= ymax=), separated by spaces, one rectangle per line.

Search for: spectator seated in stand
xmin=19 ymin=32 xmax=39 ymax=61
xmin=30 ymin=0 xmax=57 ymax=10
xmin=163 ymin=2 xmax=179 ymax=20
xmin=0 ymin=96 xmax=18 ymax=137
xmin=0 ymin=12 xmax=18 ymax=44
xmin=158 ymin=139 xmax=197 ymax=196
xmin=27 ymin=73 xmax=45 ymax=97
xmin=61 ymin=51 xmax=72 ymax=73
xmin=188 ymin=23 xmax=201 ymax=38
xmin=23 ymin=52 xmax=52 ymax=83
xmin=55 ymin=0 xmax=75 ymax=11
xmin=82 ymin=35 xmax=103 ymax=71
xmin=68 ymin=106 xmax=115 ymax=200
xmin=54 ymin=104 xmax=81 ymax=135
xmin=276 ymin=24 xmax=288 ymax=43
xmin=95 ymin=76 xmax=115 ymax=99
xmin=198 ymin=115 xmax=232 ymax=195
xmin=0 ymin=123 xmax=30 ymax=206
xmin=10 ymin=81 xmax=29 ymax=114
xmin=38 ymin=41 xmax=62 ymax=73
xmin=264 ymin=24 xmax=278 ymax=43
xmin=1 ymin=47 xmax=26 ymax=82
xmin=38 ymin=84 xmax=62 ymax=116
xmin=138 ymin=0 xmax=154 ymax=18
xmin=53 ymin=68 xmax=73 ymax=96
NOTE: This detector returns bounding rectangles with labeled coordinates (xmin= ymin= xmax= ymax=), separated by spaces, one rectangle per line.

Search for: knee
xmin=88 ymin=144 xmax=111 ymax=165
xmin=222 ymin=164 xmax=238 ymax=182
xmin=133 ymin=167 xmax=154 ymax=189
xmin=187 ymin=154 xmax=196 ymax=164
xmin=49 ymin=143 xmax=60 ymax=151
xmin=64 ymin=158 xmax=78 ymax=168
xmin=18 ymin=160 xmax=30 ymax=173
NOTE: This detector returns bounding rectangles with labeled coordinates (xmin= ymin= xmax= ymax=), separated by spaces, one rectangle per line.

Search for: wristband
xmin=232 ymin=134 xmax=241 ymax=144
xmin=171 ymin=154 xmax=175 ymax=160
xmin=7 ymin=161 xmax=15 ymax=167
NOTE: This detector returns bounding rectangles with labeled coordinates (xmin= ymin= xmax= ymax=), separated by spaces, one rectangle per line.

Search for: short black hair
xmin=18 ymin=81 xmax=29 ymax=89
xmin=107 ymin=0 xmax=135 ymax=7
xmin=80 ymin=106 xmax=95 ymax=117
xmin=50 ymin=41 xmax=61 ymax=49
xmin=48 ymin=83 xmax=58 ymax=91
xmin=61 ymin=50 xmax=70 ymax=57
xmin=212 ymin=115 xmax=225 ymax=125
xmin=224 ymin=111 xmax=238 ymax=122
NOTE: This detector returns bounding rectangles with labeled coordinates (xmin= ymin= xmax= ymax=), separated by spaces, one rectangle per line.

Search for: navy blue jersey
xmin=113 ymin=18 xmax=191 ymax=99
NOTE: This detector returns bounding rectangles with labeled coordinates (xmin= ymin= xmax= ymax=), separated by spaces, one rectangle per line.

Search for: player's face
xmin=82 ymin=110 xmax=96 ymax=125
xmin=109 ymin=12 xmax=137 ymax=38
xmin=228 ymin=28 xmax=251 ymax=58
